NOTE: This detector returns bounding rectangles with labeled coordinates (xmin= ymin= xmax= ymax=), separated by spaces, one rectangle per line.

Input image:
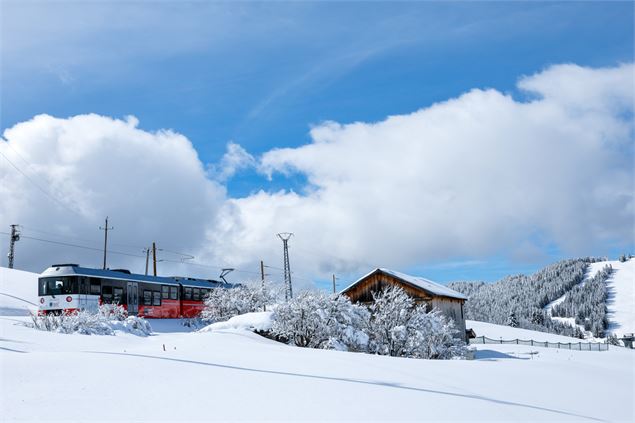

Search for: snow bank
xmin=0 ymin=266 xmax=39 ymax=316
xmin=198 ymin=311 xmax=273 ymax=332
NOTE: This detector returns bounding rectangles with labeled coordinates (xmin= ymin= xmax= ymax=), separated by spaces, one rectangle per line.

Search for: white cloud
xmin=210 ymin=142 xmax=256 ymax=181
xmin=1 ymin=63 xmax=633 ymax=284
xmin=212 ymin=63 xmax=634 ymax=277
xmin=1 ymin=114 xmax=225 ymax=276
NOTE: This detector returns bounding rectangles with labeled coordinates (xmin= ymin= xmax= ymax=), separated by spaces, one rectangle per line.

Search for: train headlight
xmin=66 ymin=296 xmax=72 ymax=302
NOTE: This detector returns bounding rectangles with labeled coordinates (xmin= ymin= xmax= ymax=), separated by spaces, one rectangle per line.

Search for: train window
xmin=192 ymin=288 xmax=200 ymax=301
xmin=143 ymin=290 xmax=152 ymax=306
xmin=184 ymin=287 xmax=192 ymax=300
xmin=162 ymin=285 xmax=169 ymax=299
xmin=169 ymin=286 xmax=178 ymax=300
xmin=152 ymin=291 xmax=161 ymax=306
xmin=90 ymin=281 xmax=101 ymax=295
xmin=102 ymin=286 xmax=113 ymax=304
xmin=200 ymin=289 xmax=207 ymax=299
xmin=79 ymin=278 xmax=88 ymax=295
xmin=113 ymin=287 xmax=124 ymax=304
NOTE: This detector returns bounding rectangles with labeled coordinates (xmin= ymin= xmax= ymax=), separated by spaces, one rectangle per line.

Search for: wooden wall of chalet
xmin=343 ymin=272 xmax=434 ymax=304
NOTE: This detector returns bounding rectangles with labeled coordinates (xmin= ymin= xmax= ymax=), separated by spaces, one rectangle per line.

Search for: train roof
xmin=40 ymin=264 xmax=180 ymax=286
xmin=170 ymin=276 xmax=230 ymax=288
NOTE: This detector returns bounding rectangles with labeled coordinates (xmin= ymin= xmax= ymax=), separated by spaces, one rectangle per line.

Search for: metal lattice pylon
xmin=277 ymin=232 xmax=293 ymax=301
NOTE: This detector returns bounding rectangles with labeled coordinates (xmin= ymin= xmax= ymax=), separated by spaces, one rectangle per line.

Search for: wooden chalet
xmin=341 ymin=268 xmax=468 ymax=340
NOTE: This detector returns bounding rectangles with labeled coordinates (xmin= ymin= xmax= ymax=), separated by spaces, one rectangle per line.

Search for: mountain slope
xmin=605 ymin=259 xmax=635 ymax=337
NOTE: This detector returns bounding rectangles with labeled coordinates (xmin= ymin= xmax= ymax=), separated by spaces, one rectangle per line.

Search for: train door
xmin=127 ymin=282 xmax=139 ymax=315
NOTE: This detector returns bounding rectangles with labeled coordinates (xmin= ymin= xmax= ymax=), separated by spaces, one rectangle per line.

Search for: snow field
xmin=1 ymin=266 xmax=634 ymax=422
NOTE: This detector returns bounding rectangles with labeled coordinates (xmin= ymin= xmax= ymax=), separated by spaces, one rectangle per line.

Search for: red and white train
xmin=38 ymin=264 xmax=234 ymax=318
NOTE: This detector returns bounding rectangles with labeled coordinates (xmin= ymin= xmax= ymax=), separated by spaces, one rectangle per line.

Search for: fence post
xmin=482 ymin=336 xmax=485 ymax=344
xmin=557 ymin=342 xmax=560 ymax=348
xmin=531 ymin=340 xmax=533 ymax=346
xmin=569 ymin=343 xmax=571 ymax=349
xmin=516 ymin=339 xmax=518 ymax=344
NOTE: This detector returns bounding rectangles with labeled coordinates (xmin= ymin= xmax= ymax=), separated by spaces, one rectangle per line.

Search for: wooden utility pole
xmin=332 ymin=274 xmax=337 ymax=294
xmin=99 ymin=217 xmax=113 ymax=270
xmin=152 ymin=242 xmax=157 ymax=276
xmin=260 ymin=260 xmax=266 ymax=311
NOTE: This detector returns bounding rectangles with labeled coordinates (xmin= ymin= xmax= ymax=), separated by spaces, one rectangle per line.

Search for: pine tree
xmin=507 ymin=310 xmax=518 ymax=328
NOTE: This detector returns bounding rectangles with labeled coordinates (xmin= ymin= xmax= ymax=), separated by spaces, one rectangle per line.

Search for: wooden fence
xmin=469 ymin=336 xmax=609 ymax=351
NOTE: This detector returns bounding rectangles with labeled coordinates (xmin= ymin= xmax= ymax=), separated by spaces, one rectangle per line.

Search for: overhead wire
xmin=0 ymin=149 xmax=84 ymax=219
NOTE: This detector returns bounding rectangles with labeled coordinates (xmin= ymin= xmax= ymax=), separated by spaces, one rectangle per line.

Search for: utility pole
xmin=277 ymin=232 xmax=293 ymax=301
xmin=7 ymin=224 xmax=20 ymax=269
xmin=152 ymin=242 xmax=157 ymax=276
xmin=99 ymin=217 xmax=113 ymax=270
xmin=260 ymin=260 xmax=266 ymax=311
xmin=143 ymin=247 xmax=150 ymax=275
xmin=332 ymin=274 xmax=337 ymax=294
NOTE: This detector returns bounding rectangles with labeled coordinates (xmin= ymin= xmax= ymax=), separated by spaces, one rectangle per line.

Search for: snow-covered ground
xmin=1 ymin=267 xmax=634 ymax=422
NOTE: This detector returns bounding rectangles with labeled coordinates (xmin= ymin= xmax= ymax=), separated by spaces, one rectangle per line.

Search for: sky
xmin=1 ymin=1 xmax=633 ymax=290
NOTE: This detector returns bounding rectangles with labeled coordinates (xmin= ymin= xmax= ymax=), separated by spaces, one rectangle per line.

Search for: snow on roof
xmin=342 ymin=268 xmax=468 ymax=300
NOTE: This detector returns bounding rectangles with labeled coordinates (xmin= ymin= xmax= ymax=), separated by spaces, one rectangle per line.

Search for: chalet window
xmin=143 ymin=290 xmax=152 ymax=306
xmin=162 ymin=285 xmax=169 ymax=299
xmin=184 ymin=287 xmax=192 ymax=300
xmin=102 ymin=286 xmax=113 ymax=304
xmin=169 ymin=286 xmax=178 ymax=300
xmin=153 ymin=291 xmax=161 ymax=306
xmin=113 ymin=287 xmax=124 ymax=304
xmin=192 ymin=288 xmax=200 ymax=301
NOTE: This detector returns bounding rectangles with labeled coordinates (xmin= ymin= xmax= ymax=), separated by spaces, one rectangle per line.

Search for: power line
xmin=0 ymin=231 xmax=274 ymax=277
xmin=0 ymin=149 xmax=82 ymax=218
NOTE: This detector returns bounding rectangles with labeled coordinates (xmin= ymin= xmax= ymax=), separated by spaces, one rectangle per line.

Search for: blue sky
xmin=1 ymin=1 xmax=634 ymax=286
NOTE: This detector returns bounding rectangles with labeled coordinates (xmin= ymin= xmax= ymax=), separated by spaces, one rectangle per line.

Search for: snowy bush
xmin=270 ymin=287 xmax=467 ymax=359
xmin=271 ymin=292 xmax=369 ymax=351
xmin=367 ymin=286 xmax=467 ymax=359
xmin=201 ymin=282 xmax=281 ymax=323
xmin=29 ymin=304 xmax=152 ymax=336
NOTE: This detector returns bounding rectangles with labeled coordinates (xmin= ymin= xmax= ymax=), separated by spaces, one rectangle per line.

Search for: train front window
xmin=38 ymin=277 xmax=78 ymax=296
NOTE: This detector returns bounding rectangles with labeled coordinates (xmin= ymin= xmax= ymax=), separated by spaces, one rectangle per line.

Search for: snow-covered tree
xmin=366 ymin=286 xmax=468 ymax=359
xmin=201 ymin=283 xmax=281 ymax=323
xmin=270 ymin=291 xmax=369 ymax=351
xmin=507 ymin=310 xmax=518 ymax=328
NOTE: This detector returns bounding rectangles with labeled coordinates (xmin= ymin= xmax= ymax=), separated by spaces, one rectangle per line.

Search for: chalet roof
xmin=342 ymin=268 xmax=468 ymax=301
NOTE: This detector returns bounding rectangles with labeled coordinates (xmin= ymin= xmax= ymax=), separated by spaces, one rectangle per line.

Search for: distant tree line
xmin=448 ymin=257 xmax=608 ymax=338
xmin=551 ymin=265 xmax=612 ymax=338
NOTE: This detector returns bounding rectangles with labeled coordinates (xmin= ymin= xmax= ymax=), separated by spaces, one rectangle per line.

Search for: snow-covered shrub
xmin=201 ymin=283 xmax=281 ymax=323
xmin=270 ymin=292 xmax=369 ymax=351
xmin=270 ymin=287 xmax=466 ymax=359
xmin=29 ymin=304 xmax=152 ymax=336
xmin=367 ymin=286 xmax=467 ymax=359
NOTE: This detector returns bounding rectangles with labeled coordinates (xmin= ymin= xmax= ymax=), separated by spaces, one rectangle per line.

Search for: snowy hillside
xmin=1 ymin=266 xmax=634 ymax=422
xmin=0 ymin=266 xmax=38 ymax=316
xmin=604 ymin=259 xmax=635 ymax=337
